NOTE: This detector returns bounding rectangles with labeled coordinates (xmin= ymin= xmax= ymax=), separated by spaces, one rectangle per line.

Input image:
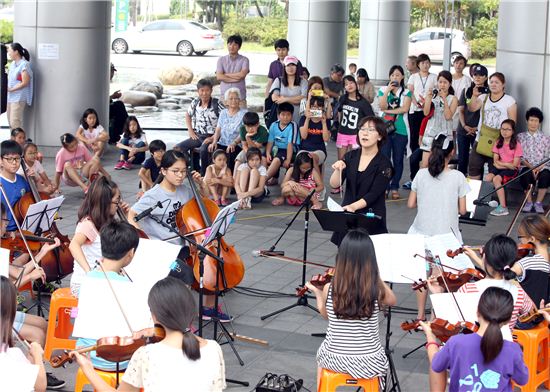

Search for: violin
xmin=516 ymin=243 xmax=535 ymax=260
xmin=401 ymin=318 xmax=478 ymax=343
xmin=50 ymin=326 xmax=165 ymax=368
xmin=518 ymin=306 xmax=550 ymax=324
xmin=412 ymin=268 xmax=485 ymax=292
xmin=296 ymin=268 xmax=335 ymax=297
xmin=175 ymin=168 xmax=244 ymax=292
xmin=1 ymin=230 xmax=56 ymax=253
xmin=446 ymin=247 xmax=483 ymax=258
xmin=13 ymin=159 xmax=73 ymax=281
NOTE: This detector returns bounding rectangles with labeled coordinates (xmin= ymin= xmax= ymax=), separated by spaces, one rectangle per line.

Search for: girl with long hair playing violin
xmin=72 ymin=276 xmax=226 ymax=391
xmin=0 ymin=276 xmax=47 ymax=392
xmin=128 ymin=150 xmax=232 ymax=322
xmin=420 ymin=287 xmax=528 ymax=392
xmin=69 ymin=176 xmax=130 ymax=296
xmin=306 ymin=229 xmax=396 ymax=389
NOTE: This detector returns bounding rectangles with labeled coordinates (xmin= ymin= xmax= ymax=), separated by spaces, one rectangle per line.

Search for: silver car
xmin=111 ymin=19 xmax=224 ymax=56
xmin=409 ymin=27 xmax=471 ymax=63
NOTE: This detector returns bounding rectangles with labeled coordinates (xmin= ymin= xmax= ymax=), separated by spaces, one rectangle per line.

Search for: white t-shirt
xmin=421 ymin=95 xmax=456 ymax=151
xmin=408 ymin=168 xmax=470 ymax=242
xmin=16 ymin=159 xmax=45 ymax=177
xmin=237 ymin=163 xmax=267 ymax=176
xmin=122 ymin=340 xmax=226 ymax=392
xmin=0 ymin=346 xmax=39 ymax=392
xmin=452 ymin=75 xmax=472 ymax=101
xmin=78 ymin=124 xmax=105 ymax=141
xmin=407 ymin=72 xmax=437 ymax=112
xmin=477 ymin=94 xmax=516 ymax=130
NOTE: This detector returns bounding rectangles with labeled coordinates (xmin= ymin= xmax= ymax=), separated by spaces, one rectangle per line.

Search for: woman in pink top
xmin=484 ymin=119 xmax=523 ymax=216
xmin=53 ymin=133 xmax=109 ymax=193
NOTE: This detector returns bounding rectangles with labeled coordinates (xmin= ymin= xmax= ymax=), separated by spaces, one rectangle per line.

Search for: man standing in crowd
xmin=266 ymin=39 xmax=303 ymax=97
xmin=216 ymin=35 xmax=250 ymax=107
xmin=323 ymin=64 xmax=345 ymax=140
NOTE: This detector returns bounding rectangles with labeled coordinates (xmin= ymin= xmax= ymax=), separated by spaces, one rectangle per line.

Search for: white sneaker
xmin=490 ymin=205 xmax=509 ymax=216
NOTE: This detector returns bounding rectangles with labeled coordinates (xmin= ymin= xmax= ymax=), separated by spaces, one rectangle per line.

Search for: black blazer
xmin=331 ymin=149 xmax=393 ymax=245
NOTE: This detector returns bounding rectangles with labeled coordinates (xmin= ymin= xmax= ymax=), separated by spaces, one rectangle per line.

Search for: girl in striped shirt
xmin=306 ymin=229 xmax=396 ymax=388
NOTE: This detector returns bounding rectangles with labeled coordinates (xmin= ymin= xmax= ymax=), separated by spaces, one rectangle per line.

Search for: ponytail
xmin=428 ymin=134 xmax=453 ymax=177
xmin=478 ymin=287 xmax=513 ymax=363
xmin=483 ymin=234 xmax=518 ymax=280
xmin=181 ymin=328 xmax=200 ymax=360
xmin=10 ymin=43 xmax=30 ymax=61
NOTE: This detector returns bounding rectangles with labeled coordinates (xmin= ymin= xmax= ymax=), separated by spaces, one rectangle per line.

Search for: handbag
xmin=264 ymin=78 xmax=281 ymax=129
xmin=384 ymin=88 xmax=404 ymax=136
xmin=476 ymin=95 xmax=499 ymax=157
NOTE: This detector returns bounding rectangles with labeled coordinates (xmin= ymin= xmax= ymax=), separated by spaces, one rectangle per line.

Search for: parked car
xmin=409 ymin=27 xmax=471 ymax=63
xmin=111 ymin=19 xmax=224 ymax=56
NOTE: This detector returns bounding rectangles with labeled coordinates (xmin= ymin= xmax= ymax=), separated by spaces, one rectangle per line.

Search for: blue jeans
xmin=456 ymin=132 xmax=476 ymax=176
xmin=381 ymin=133 xmax=408 ymax=190
xmin=120 ymin=138 xmax=146 ymax=165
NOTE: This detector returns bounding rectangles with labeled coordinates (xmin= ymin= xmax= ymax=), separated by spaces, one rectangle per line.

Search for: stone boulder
xmin=157 ymin=103 xmax=182 ymax=110
xmin=121 ymin=91 xmax=157 ymax=107
xmin=129 ymin=81 xmax=164 ymax=99
xmin=158 ymin=66 xmax=194 ymax=86
xmin=133 ymin=106 xmax=160 ymax=113
xmin=194 ymin=72 xmax=219 ymax=86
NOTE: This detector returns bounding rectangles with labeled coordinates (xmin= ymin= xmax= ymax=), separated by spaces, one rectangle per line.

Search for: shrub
xmin=223 ymin=16 xmax=288 ymax=48
xmin=470 ymin=37 xmax=496 ymax=59
xmin=0 ymin=20 xmax=13 ymax=43
xmin=348 ymin=27 xmax=359 ymax=49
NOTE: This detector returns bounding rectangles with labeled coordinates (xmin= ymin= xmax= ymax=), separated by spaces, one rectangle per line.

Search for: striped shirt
xmin=187 ymin=98 xmax=224 ymax=136
xmin=7 ymin=59 xmax=33 ymax=105
xmin=458 ymin=279 xmax=534 ymax=331
xmin=516 ymin=254 xmax=549 ymax=305
xmin=317 ymin=285 xmax=388 ymax=379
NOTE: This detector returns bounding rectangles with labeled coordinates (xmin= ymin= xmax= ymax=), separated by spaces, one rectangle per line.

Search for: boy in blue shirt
xmin=266 ymin=102 xmax=300 ymax=185
xmin=0 ymin=140 xmax=30 ymax=232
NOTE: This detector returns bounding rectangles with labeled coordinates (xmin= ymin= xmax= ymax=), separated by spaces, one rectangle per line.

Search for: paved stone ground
xmin=14 ymin=132 xmax=547 ymax=392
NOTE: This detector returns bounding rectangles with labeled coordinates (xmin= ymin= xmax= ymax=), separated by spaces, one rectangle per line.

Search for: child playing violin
xmin=420 ymin=287 xmax=528 ymax=392
xmin=69 ymin=177 xmax=130 ymax=296
xmin=73 ymin=221 xmax=140 ymax=371
xmin=73 ymin=276 xmax=226 ymax=392
xmin=306 ymin=229 xmax=396 ymax=389
xmin=129 ymin=150 xmax=233 ymax=322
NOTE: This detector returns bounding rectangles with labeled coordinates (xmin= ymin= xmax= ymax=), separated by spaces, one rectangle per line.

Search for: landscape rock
xmin=194 ymin=72 xmax=219 ymax=86
xmin=133 ymin=106 xmax=160 ymax=113
xmin=129 ymin=81 xmax=164 ymax=99
xmin=158 ymin=66 xmax=194 ymax=85
xmin=157 ymin=103 xmax=182 ymax=110
xmin=121 ymin=91 xmax=157 ymax=107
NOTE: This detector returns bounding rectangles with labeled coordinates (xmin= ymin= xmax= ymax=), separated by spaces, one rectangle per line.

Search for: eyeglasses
xmin=111 ymin=199 xmax=122 ymax=206
xmin=359 ymin=127 xmax=378 ymax=133
xmin=167 ymin=169 xmax=186 ymax=176
xmin=2 ymin=157 xmax=21 ymax=164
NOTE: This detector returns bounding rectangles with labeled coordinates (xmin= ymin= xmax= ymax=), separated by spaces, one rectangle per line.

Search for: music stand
xmin=312 ymin=209 xmax=384 ymax=235
xmin=21 ymin=196 xmax=64 ymax=236
xmin=459 ymin=180 xmax=492 ymax=227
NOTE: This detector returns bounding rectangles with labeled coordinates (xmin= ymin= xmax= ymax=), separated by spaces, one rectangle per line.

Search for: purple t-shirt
xmin=216 ymin=54 xmax=249 ymax=99
xmin=267 ymin=59 xmax=304 ymax=80
xmin=432 ymin=333 xmax=528 ymax=392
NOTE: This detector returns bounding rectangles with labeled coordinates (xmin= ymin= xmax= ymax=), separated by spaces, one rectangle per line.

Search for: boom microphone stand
xmin=261 ymin=189 xmax=319 ymax=321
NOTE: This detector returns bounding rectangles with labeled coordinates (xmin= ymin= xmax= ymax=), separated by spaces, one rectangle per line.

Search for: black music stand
xmin=459 ymin=180 xmax=492 ymax=227
xmin=312 ymin=209 xmax=384 ymax=236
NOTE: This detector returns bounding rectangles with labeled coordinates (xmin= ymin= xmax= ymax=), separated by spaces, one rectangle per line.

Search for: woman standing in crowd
xmin=270 ymin=55 xmax=308 ymax=125
xmin=6 ymin=43 xmax=33 ymax=129
xmin=467 ymin=72 xmax=517 ymax=179
xmin=518 ymin=107 xmax=550 ymax=213
xmin=456 ymin=64 xmax=488 ymax=175
xmin=379 ymin=65 xmax=412 ymax=200
xmin=299 ymin=76 xmax=333 ymax=119
xmin=330 ymin=116 xmax=392 ymax=245
xmin=356 ymin=68 xmax=375 ymax=104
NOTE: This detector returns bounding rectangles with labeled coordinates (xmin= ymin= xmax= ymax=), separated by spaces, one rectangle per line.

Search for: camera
xmin=391 ymin=81 xmax=399 ymax=87
xmin=310 ymin=109 xmax=323 ymax=118
xmin=432 ymin=88 xmax=439 ymax=97
xmin=477 ymin=86 xmax=489 ymax=94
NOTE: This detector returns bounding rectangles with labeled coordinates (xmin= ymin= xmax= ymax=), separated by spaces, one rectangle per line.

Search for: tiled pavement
xmin=10 ymin=130 xmax=544 ymax=392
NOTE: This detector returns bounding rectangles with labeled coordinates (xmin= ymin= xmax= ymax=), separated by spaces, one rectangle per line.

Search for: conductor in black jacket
xmin=329 ymin=116 xmax=393 ymax=245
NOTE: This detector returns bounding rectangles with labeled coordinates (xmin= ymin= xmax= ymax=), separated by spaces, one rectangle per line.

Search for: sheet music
xmin=203 ymin=200 xmax=240 ymax=246
xmin=327 ymin=197 xmax=344 ymax=212
xmin=22 ymin=195 xmax=64 ymax=234
xmin=124 ymin=238 xmax=180 ymax=292
xmin=73 ymin=277 xmax=153 ymax=339
xmin=370 ymin=234 xmax=427 ymax=283
xmin=0 ymin=248 xmax=9 ymax=278
xmin=424 ymin=232 xmax=474 ymax=271
xmin=465 ymin=178 xmax=482 ymax=218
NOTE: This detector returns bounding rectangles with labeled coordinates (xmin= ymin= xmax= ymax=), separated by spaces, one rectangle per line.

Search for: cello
xmin=175 ymin=168 xmax=244 ymax=292
xmin=13 ymin=158 xmax=73 ymax=282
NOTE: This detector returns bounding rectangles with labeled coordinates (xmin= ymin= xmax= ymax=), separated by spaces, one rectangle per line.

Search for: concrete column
xmin=287 ymin=0 xmax=349 ymax=77
xmin=359 ymin=0 xmax=410 ymax=83
xmin=14 ymin=0 xmax=111 ymax=150
xmin=497 ymin=0 xmax=550 ymax=135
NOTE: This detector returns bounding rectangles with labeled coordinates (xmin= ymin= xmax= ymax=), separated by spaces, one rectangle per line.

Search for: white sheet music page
xmin=465 ymin=178 xmax=482 ymax=218
xmin=430 ymin=292 xmax=479 ymax=323
xmin=327 ymin=197 xmax=344 ymax=212
xmin=370 ymin=234 xmax=427 ymax=283
xmin=424 ymin=232 xmax=474 ymax=271
xmin=73 ymin=277 xmax=153 ymax=339
xmin=0 ymin=248 xmax=9 ymax=277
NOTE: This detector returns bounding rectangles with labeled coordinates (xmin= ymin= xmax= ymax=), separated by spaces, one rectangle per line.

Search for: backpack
xmin=190 ymin=97 xmax=221 ymax=118
xmin=264 ymin=78 xmax=281 ymax=129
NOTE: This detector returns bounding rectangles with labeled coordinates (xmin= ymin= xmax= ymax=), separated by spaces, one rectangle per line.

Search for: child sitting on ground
xmin=10 ymin=127 xmax=43 ymax=162
xmin=53 ymin=133 xmax=109 ymax=194
xmin=75 ymin=108 xmax=109 ymax=156
xmin=203 ymin=149 xmax=234 ymax=207
xmin=233 ymin=112 xmax=269 ymax=180
xmin=235 ymin=147 xmax=268 ymax=209
xmin=266 ymin=102 xmax=299 ymax=186
xmin=137 ymin=139 xmax=166 ymax=198
xmin=272 ymin=151 xmax=322 ymax=209
xmin=115 ymin=116 xmax=148 ymax=170
xmin=17 ymin=143 xmax=55 ymax=194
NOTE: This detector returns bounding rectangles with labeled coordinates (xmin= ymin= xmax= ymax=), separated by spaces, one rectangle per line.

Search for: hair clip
xmin=503 ymin=265 xmax=511 ymax=271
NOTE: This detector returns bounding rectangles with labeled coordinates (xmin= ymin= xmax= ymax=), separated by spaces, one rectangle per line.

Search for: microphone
xmin=473 ymin=199 xmax=498 ymax=208
xmin=134 ymin=201 xmax=163 ymax=222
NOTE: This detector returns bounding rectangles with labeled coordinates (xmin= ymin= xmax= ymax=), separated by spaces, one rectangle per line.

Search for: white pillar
xmin=359 ymin=0 xmax=410 ymax=82
xmin=287 ymin=0 xmax=349 ymax=77
xmin=497 ymin=0 xmax=550 ymax=135
xmin=14 ymin=0 xmax=111 ymax=150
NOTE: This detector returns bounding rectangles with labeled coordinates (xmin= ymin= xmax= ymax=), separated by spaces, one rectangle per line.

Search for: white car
xmin=111 ymin=19 xmax=224 ymax=56
xmin=409 ymin=27 xmax=471 ymax=63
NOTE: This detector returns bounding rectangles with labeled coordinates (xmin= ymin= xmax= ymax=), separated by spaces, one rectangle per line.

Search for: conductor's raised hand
xmin=332 ymin=160 xmax=346 ymax=171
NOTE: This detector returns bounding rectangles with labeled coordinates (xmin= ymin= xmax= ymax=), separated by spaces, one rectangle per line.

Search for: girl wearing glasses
xmin=68 ymin=176 xmax=129 ymax=296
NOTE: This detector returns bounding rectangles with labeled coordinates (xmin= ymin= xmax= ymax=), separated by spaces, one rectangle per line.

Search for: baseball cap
xmin=283 ymin=55 xmax=299 ymax=66
xmin=471 ymin=64 xmax=488 ymax=77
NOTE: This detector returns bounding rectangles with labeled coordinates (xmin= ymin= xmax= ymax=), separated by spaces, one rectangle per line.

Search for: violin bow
xmin=97 ymin=260 xmax=135 ymax=336
xmin=414 ymin=253 xmax=461 ymax=272
xmin=431 ymin=253 xmax=467 ymax=323
xmin=12 ymin=327 xmax=31 ymax=350
xmin=256 ymin=250 xmax=333 ymax=269
xmin=0 ymin=183 xmax=42 ymax=276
